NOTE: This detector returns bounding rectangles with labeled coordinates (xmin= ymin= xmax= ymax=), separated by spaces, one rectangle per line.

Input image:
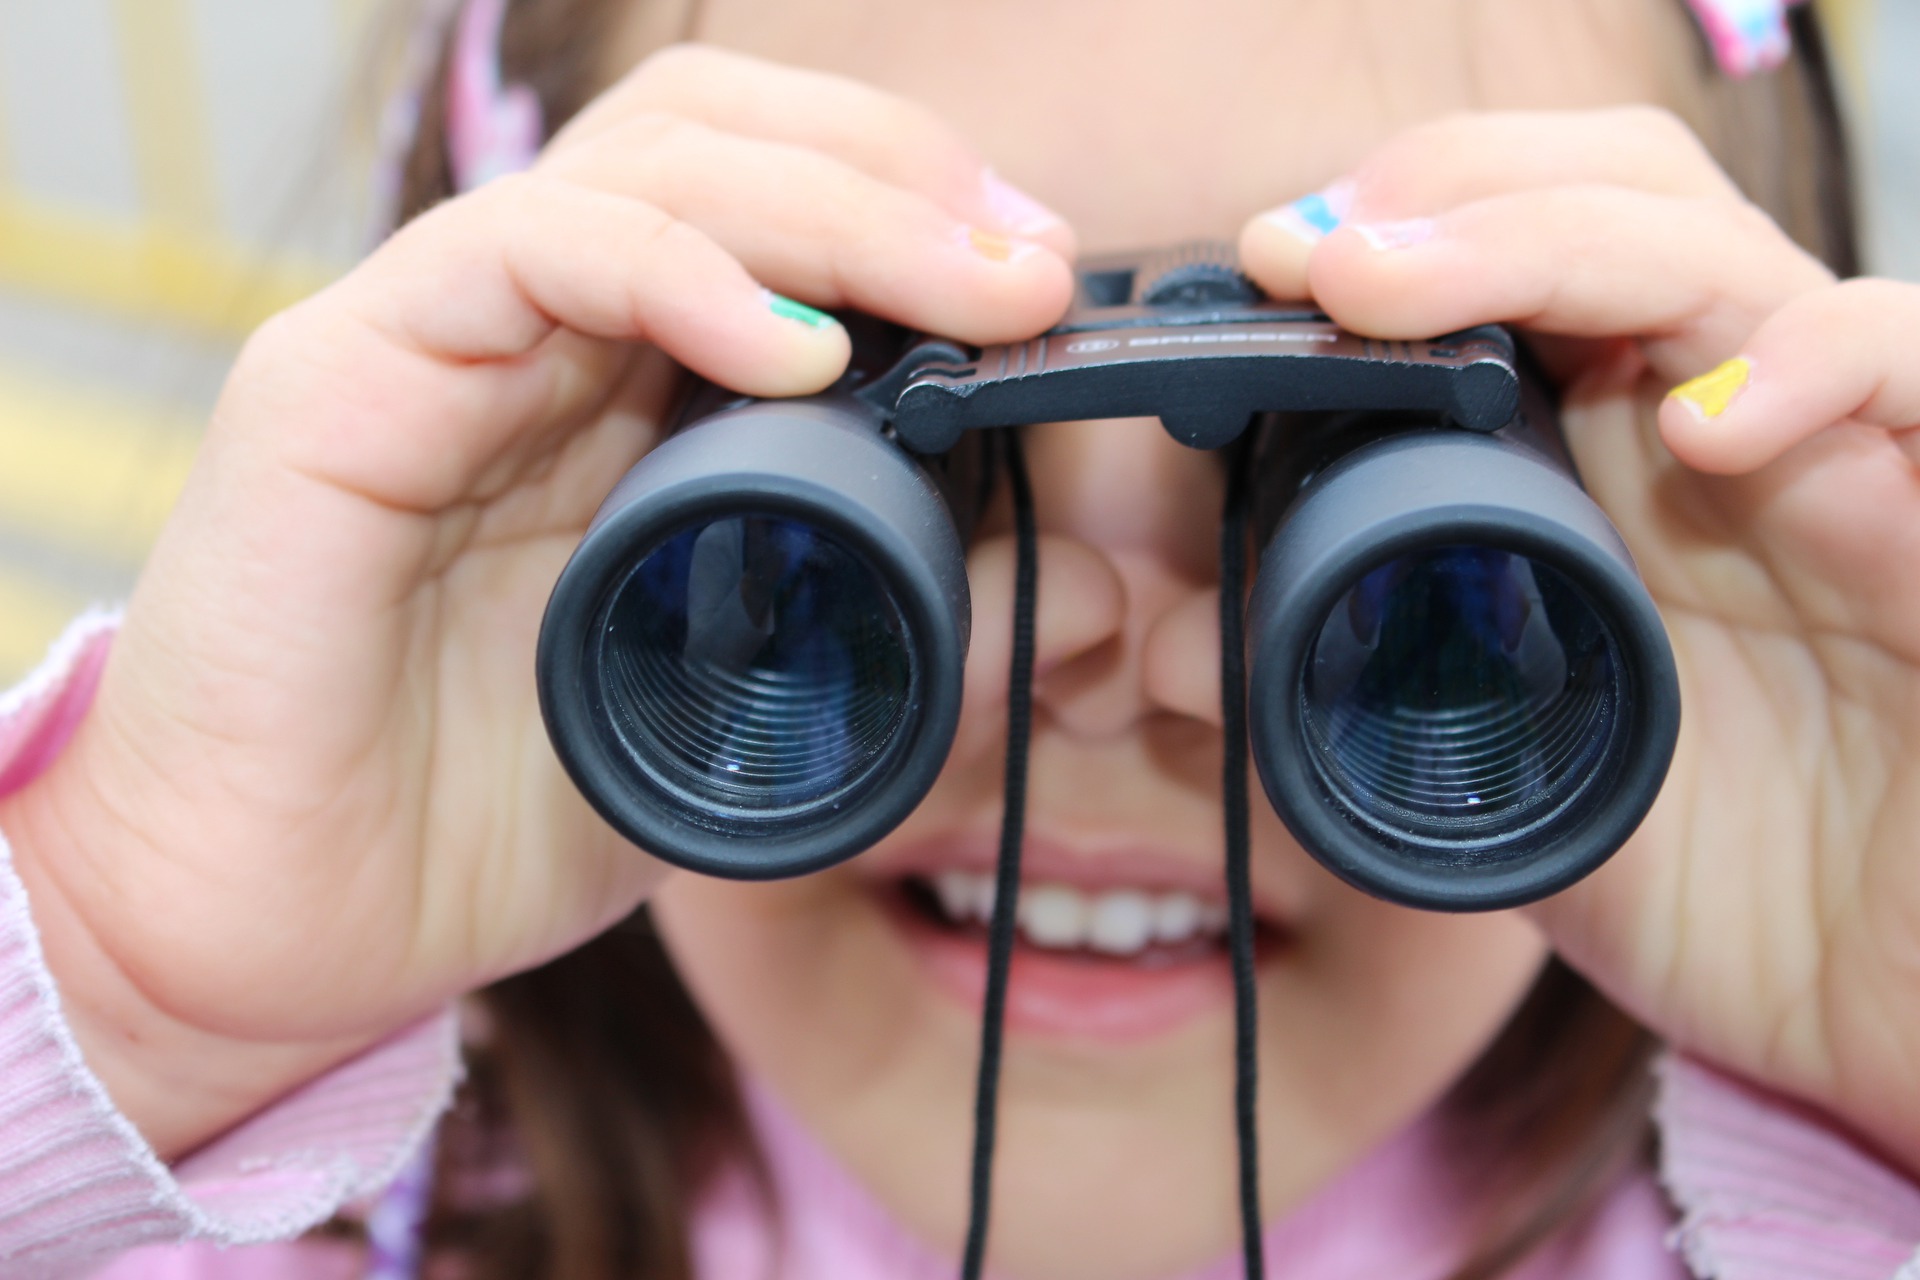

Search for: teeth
xmin=1151 ymin=893 xmax=1200 ymax=943
xmin=971 ymin=876 xmax=997 ymax=924
xmin=916 ymin=873 xmax=1230 ymax=956
xmin=934 ymin=871 xmax=976 ymax=921
xmin=1019 ymin=886 xmax=1087 ymax=947
xmin=934 ymin=870 xmax=996 ymax=924
xmin=1086 ymin=891 xmax=1153 ymax=954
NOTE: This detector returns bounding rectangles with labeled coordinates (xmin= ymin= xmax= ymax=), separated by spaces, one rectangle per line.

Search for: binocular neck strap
xmin=958 ymin=432 xmax=1267 ymax=1280
xmin=961 ymin=428 xmax=1037 ymax=1280
xmin=1220 ymin=446 xmax=1267 ymax=1280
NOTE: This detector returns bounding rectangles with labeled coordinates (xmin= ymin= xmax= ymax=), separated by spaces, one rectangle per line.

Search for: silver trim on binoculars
xmin=535 ymin=245 xmax=1680 ymax=909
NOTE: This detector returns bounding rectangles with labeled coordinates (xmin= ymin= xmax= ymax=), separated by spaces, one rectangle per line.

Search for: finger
xmin=1298 ymin=185 xmax=1833 ymax=373
xmin=1351 ymin=107 xmax=1745 ymax=211
xmin=544 ymin=115 xmax=1075 ymax=344
xmin=556 ymin=44 xmax=1076 ymax=259
xmin=353 ymin=173 xmax=848 ymax=386
xmin=1242 ymin=107 xmax=1745 ymax=301
xmin=1659 ymin=278 xmax=1920 ymax=474
xmin=245 ymin=175 xmax=849 ymax=514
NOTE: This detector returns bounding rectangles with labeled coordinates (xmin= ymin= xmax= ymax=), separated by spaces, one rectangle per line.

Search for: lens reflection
xmin=595 ymin=515 xmax=913 ymax=818
xmin=1302 ymin=546 xmax=1620 ymax=847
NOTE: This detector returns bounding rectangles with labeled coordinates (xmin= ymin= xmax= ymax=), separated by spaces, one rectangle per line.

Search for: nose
xmin=957 ymin=417 xmax=1228 ymax=751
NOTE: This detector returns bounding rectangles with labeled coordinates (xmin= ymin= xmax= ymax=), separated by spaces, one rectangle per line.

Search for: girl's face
xmin=644 ymin=3 xmax=1676 ymax=1276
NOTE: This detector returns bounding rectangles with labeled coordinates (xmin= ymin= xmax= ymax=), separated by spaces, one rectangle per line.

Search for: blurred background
xmin=0 ymin=0 xmax=1914 ymax=682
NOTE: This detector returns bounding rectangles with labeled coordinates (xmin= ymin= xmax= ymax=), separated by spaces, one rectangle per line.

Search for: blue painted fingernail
xmin=1265 ymin=179 xmax=1355 ymax=244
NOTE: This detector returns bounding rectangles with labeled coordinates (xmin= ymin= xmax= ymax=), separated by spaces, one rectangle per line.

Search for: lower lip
xmin=884 ymin=892 xmax=1242 ymax=1043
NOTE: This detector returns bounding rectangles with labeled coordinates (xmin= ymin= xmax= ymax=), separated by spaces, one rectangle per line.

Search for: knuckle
xmin=1618 ymin=104 xmax=1712 ymax=161
xmin=1725 ymin=197 xmax=1807 ymax=261
xmin=630 ymin=41 xmax=728 ymax=89
xmin=474 ymin=170 xmax=548 ymax=229
xmin=623 ymin=204 xmax=704 ymax=284
xmin=1616 ymin=103 xmax=1687 ymax=140
xmin=1375 ymin=111 xmax=1471 ymax=169
xmin=639 ymin=206 xmax=699 ymax=253
xmin=1359 ymin=111 xmax=1481 ymax=199
xmin=615 ymin=109 xmax=698 ymax=153
xmin=622 ymin=217 xmax=711 ymax=325
xmin=567 ymin=110 xmax=694 ymax=170
xmin=233 ymin=306 xmax=308 ymax=378
xmin=1406 ymin=109 xmax=1487 ymax=158
xmin=1829 ymin=276 xmax=1911 ymax=316
xmin=874 ymin=92 xmax=950 ymax=147
xmin=1729 ymin=200 xmax=1779 ymax=244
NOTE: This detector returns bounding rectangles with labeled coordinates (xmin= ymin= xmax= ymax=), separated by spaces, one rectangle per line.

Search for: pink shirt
xmin=1 ymin=615 xmax=1916 ymax=1280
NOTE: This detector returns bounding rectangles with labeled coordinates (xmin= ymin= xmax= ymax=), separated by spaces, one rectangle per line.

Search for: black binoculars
xmin=536 ymin=243 xmax=1680 ymax=911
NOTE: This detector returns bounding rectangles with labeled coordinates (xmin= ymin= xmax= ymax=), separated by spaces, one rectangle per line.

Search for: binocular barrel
xmin=536 ymin=394 xmax=969 ymax=881
xmin=1245 ymin=402 xmax=1679 ymax=910
xmin=537 ymin=269 xmax=1679 ymax=910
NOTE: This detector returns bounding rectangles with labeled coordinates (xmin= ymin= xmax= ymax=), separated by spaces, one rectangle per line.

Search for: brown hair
xmin=373 ymin=4 xmax=1861 ymax=1277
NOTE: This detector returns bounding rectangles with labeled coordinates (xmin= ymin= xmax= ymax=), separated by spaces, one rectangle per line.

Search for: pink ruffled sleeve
xmin=0 ymin=614 xmax=461 ymax=1279
xmin=1659 ymin=1056 xmax=1920 ymax=1279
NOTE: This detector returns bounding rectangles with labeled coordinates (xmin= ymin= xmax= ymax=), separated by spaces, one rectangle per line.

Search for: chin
xmin=650 ymin=819 xmax=1549 ymax=1280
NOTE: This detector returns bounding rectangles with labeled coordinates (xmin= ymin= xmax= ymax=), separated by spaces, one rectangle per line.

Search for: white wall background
xmin=1867 ymin=0 xmax=1920 ymax=280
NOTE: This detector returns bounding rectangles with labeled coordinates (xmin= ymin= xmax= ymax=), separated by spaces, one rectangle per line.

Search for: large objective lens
xmin=592 ymin=514 xmax=914 ymax=824
xmin=1301 ymin=545 xmax=1622 ymax=854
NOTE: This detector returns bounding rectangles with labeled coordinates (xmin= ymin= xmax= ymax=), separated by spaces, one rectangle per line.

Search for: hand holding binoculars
xmin=536 ymin=243 xmax=1680 ymax=911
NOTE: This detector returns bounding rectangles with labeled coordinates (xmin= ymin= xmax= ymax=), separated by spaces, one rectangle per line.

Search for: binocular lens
xmin=1301 ymin=546 xmax=1621 ymax=851
xmin=540 ymin=398 xmax=968 ymax=879
xmin=594 ymin=513 xmax=915 ymax=819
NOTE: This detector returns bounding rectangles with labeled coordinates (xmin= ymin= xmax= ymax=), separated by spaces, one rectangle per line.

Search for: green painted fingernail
xmin=766 ymin=291 xmax=836 ymax=329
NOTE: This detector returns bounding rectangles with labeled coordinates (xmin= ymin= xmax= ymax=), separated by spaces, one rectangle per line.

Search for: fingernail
xmin=1670 ymin=356 xmax=1752 ymax=421
xmin=981 ymin=168 xmax=1064 ymax=237
xmin=1353 ymin=218 xmax=1436 ymax=251
xmin=764 ymin=290 xmax=837 ymax=329
xmin=963 ymin=225 xmax=1036 ymax=264
xmin=1263 ymin=178 xmax=1355 ymax=244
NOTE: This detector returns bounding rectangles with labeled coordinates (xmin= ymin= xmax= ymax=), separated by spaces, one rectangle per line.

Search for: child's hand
xmin=1243 ymin=107 xmax=1920 ymax=1172
xmin=0 ymin=45 xmax=1073 ymax=1160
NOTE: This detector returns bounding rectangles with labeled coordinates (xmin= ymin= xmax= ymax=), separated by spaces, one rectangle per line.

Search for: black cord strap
xmin=961 ymin=429 xmax=1038 ymax=1280
xmin=1221 ymin=444 xmax=1266 ymax=1279
xmin=961 ymin=431 xmax=1261 ymax=1278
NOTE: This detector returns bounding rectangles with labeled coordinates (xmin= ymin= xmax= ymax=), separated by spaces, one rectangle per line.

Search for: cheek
xmin=1261 ymin=889 xmax=1550 ymax=1174
xmin=649 ymin=869 xmax=983 ymax=1186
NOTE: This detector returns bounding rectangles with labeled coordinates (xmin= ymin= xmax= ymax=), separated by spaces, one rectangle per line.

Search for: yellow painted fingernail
xmin=1671 ymin=357 xmax=1752 ymax=420
xmin=967 ymin=226 xmax=1014 ymax=262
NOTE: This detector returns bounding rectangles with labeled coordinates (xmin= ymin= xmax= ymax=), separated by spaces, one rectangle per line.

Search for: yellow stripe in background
xmin=110 ymin=0 xmax=220 ymax=236
xmin=0 ymin=196 xmax=335 ymax=341
xmin=0 ymin=362 xmax=201 ymax=563
xmin=0 ymin=1 xmax=342 ymax=341
xmin=1818 ymin=0 xmax=1869 ymax=85
xmin=0 ymin=563 xmax=91 ymax=683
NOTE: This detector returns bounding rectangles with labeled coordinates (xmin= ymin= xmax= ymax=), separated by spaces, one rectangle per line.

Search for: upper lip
xmin=862 ymin=829 xmax=1300 ymax=927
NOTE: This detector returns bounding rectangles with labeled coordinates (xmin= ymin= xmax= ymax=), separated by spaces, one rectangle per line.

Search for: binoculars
xmin=536 ymin=243 xmax=1680 ymax=911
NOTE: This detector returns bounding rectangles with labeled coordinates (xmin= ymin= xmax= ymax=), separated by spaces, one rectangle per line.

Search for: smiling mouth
xmin=868 ymin=830 xmax=1294 ymax=1040
xmin=900 ymin=870 xmax=1236 ymax=962
xmin=883 ymin=868 xmax=1286 ymax=1041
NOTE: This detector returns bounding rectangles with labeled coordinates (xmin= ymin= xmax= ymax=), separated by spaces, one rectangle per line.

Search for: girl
xmin=0 ymin=0 xmax=1917 ymax=1276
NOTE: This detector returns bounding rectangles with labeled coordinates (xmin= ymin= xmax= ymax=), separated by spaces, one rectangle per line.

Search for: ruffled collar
xmin=689 ymin=1082 xmax=1682 ymax=1280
